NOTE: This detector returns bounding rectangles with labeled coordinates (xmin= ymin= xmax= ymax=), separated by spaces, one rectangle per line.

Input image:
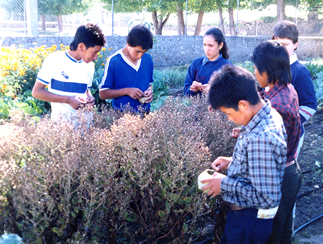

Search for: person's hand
xmin=190 ymin=81 xmax=204 ymax=92
xmin=211 ymin=156 xmax=232 ymax=172
xmin=85 ymin=95 xmax=95 ymax=107
xmin=201 ymin=83 xmax=210 ymax=93
xmin=201 ymin=172 xmax=226 ymax=197
xmin=142 ymin=87 xmax=153 ymax=103
xmin=67 ymin=96 xmax=86 ymax=110
xmin=126 ymin=88 xmax=144 ymax=100
xmin=231 ymin=127 xmax=241 ymax=139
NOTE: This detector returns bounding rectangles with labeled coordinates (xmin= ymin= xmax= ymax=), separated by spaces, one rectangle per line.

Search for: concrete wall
xmin=1 ymin=35 xmax=323 ymax=66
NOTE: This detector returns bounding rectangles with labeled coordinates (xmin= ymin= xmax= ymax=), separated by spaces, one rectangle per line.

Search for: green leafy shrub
xmin=0 ymin=90 xmax=47 ymax=119
xmin=313 ymin=71 xmax=323 ymax=106
xmin=0 ymin=96 xmax=235 ymax=243
xmin=151 ymin=65 xmax=188 ymax=111
xmin=235 ymin=61 xmax=254 ymax=74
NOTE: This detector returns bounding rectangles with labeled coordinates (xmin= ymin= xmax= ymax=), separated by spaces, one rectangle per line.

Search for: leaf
xmin=315 ymin=161 xmax=321 ymax=167
xmin=182 ymin=222 xmax=188 ymax=234
xmin=125 ymin=217 xmax=136 ymax=222
xmin=158 ymin=210 xmax=166 ymax=218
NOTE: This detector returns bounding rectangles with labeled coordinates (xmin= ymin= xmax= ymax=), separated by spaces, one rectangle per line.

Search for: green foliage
xmin=303 ymin=60 xmax=323 ymax=106
xmin=150 ymin=66 xmax=187 ymax=111
xmin=259 ymin=16 xmax=277 ymax=23
xmin=235 ymin=61 xmax=254 ymax=73
xmin=0 ymin=91 xmax=47 ymax=119
xmin=0 ymin=96 xmax=234 ymax=242
xmin=304 ymin=60 xmax=323 ymax=78
xmin=91 ymin=47 xmax=112 ymax=103
xmin=313 ymin=71 xmax=323 ymax=106
xmin=38 ymin=0 xmax=93 ymax=16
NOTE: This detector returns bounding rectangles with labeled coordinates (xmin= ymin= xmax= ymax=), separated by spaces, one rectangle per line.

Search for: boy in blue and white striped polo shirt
xmin=32 ymin=23 xmax=106 ymax=122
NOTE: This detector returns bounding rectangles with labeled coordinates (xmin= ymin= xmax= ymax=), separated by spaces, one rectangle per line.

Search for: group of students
xmin=197 ymin=21 xmax=317 ymax=244
xmin=32 ymin=24 xmax=154 ymax=120
xmin=32 ymin=21 xmax=317 ymax=244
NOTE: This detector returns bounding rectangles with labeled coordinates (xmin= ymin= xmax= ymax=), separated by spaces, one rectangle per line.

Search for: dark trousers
xmin=221 ymin=208 xmax=274 ymax=244
xmin=266 ymin=162 xmax=302 ymax=244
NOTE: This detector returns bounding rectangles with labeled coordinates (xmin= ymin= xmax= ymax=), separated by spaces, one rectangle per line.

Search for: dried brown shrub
xmin=0 ymin=96 xmax=235 ymax=243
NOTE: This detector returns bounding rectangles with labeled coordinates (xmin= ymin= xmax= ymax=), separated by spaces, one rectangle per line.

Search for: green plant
xmin=235 ymin=61 xmax=254 ymax=73
xmin=259 ymin=16 xmax=277 ymax=23
xmin=313 ymin=71 xmax=323 ymax=106
xmin=304 ymin=60 xmax=323 ymax=78
xmin=0 ymin=90 xmax=47 ymax=119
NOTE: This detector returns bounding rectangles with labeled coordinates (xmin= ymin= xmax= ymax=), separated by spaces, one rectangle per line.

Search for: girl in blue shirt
xmin=183 ymin=27 xmax=232 ymax=96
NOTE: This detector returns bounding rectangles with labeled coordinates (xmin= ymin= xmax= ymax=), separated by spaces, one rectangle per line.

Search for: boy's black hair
xmin=208 ymin=65 xmax=261 ymax=111
xmin=251 ymin=40 xmax=291 ymax=86
xmin=70 ymin=23 xmax=106 ymax=51
xmin=205 ymin=27 xmax=229 ymax=60
xmin=127 ymin=25 xmax=153 ymax=50
xmin=272 ymin=20 xmax=299 ymax=44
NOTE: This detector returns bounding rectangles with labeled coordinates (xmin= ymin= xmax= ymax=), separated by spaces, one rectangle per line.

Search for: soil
xmin=293 ymin=109 xmax=323 ymax=244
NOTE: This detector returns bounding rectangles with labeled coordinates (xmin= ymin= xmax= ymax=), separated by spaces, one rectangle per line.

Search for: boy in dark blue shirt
xmin=99 ymin=25 xmax=154 ymax=113
xmin=272 ymin=20 xmax=317 ymax=157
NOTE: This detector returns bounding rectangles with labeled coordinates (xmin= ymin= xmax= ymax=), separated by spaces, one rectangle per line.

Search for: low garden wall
xmin=1 ymin=35 xmax=323 ymax=66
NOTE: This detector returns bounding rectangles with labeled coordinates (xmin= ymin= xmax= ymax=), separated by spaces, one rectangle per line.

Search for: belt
xmin=229 ymin=203 xmax=245 ymax=211
xmin=286 ymin=159 xmax=296 ymax=168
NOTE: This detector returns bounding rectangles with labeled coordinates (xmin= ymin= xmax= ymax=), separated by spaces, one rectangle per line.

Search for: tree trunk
xmin=152 ymin=11 xmax=170 ymax=35
xmin=194 ymin=11 xmax=204 ymax=36
xmin=277 ymin=0 xmax=286 ymax=22
xmin=218 ymin=6 xmax=225 ymax=35
xmin=177 ymin=4 xmax=185 ymax=35
xmin=228 ymin=4 xmax=236 ymax=36
xmin=41 ymin=14 xmax=46 ymax=31
xmin=57 ymin=15 xmax=63 ymax=32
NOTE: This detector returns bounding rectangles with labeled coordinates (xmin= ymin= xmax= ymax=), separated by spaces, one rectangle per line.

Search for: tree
xmin=38 ymin=0 xmax=93 ymax=32
xmin=216 ymin=0 xmax=225 ymax=35
xmin=177 ymin=4 xmax=185 ymax=35
xmin=228 ymin=0 xmax=236 ymax=35
xmin=175 ymin=0 xmax=185 ymax=35
xmin=101 ymin=0 xmax=177 ymax=35
xmin=146 ymin=0 xmax=176 ymax=35
xmin=277 ymin=0 xmax=286 ymax=21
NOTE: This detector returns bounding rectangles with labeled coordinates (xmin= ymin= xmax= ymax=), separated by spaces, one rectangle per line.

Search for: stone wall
xmin=1 ymin=35 xmax=323 ymax=66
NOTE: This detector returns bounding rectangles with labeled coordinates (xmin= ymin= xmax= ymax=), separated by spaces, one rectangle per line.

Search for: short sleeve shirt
xmin=37 ymin=51 xmax=94 ymax=121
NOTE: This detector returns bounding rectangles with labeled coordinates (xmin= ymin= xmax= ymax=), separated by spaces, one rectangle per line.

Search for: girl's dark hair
xmin=70 ymin=23 xmax=106 ymax=51
xmin=127 ymin=25 xmax=153 ymax=50
xmin=251 ymin=41 xmax=291 ymax=86
xmin=205 ymin=27 xmax=229 ymax=60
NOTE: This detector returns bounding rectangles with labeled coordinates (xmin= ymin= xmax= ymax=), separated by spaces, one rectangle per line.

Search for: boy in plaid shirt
xmin=202 ymin=65 xmax=287 ymax=244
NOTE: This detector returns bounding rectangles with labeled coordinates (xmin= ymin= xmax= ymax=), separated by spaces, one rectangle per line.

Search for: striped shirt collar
xmin=65 ymin=51 xmax=83 ymax=63
xmin=202 ymin=53 xmax=223 ymax=65
xmin=290 ymin=53 xmax=297 ymax=65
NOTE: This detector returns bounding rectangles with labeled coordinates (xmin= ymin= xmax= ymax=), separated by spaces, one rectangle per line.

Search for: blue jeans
xmin=221 ymin=208 xmax=273 ymax=244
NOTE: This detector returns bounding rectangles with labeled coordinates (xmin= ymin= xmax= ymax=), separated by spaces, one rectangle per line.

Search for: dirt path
xmin=293 ymin=109 xmax=323 ymax=244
